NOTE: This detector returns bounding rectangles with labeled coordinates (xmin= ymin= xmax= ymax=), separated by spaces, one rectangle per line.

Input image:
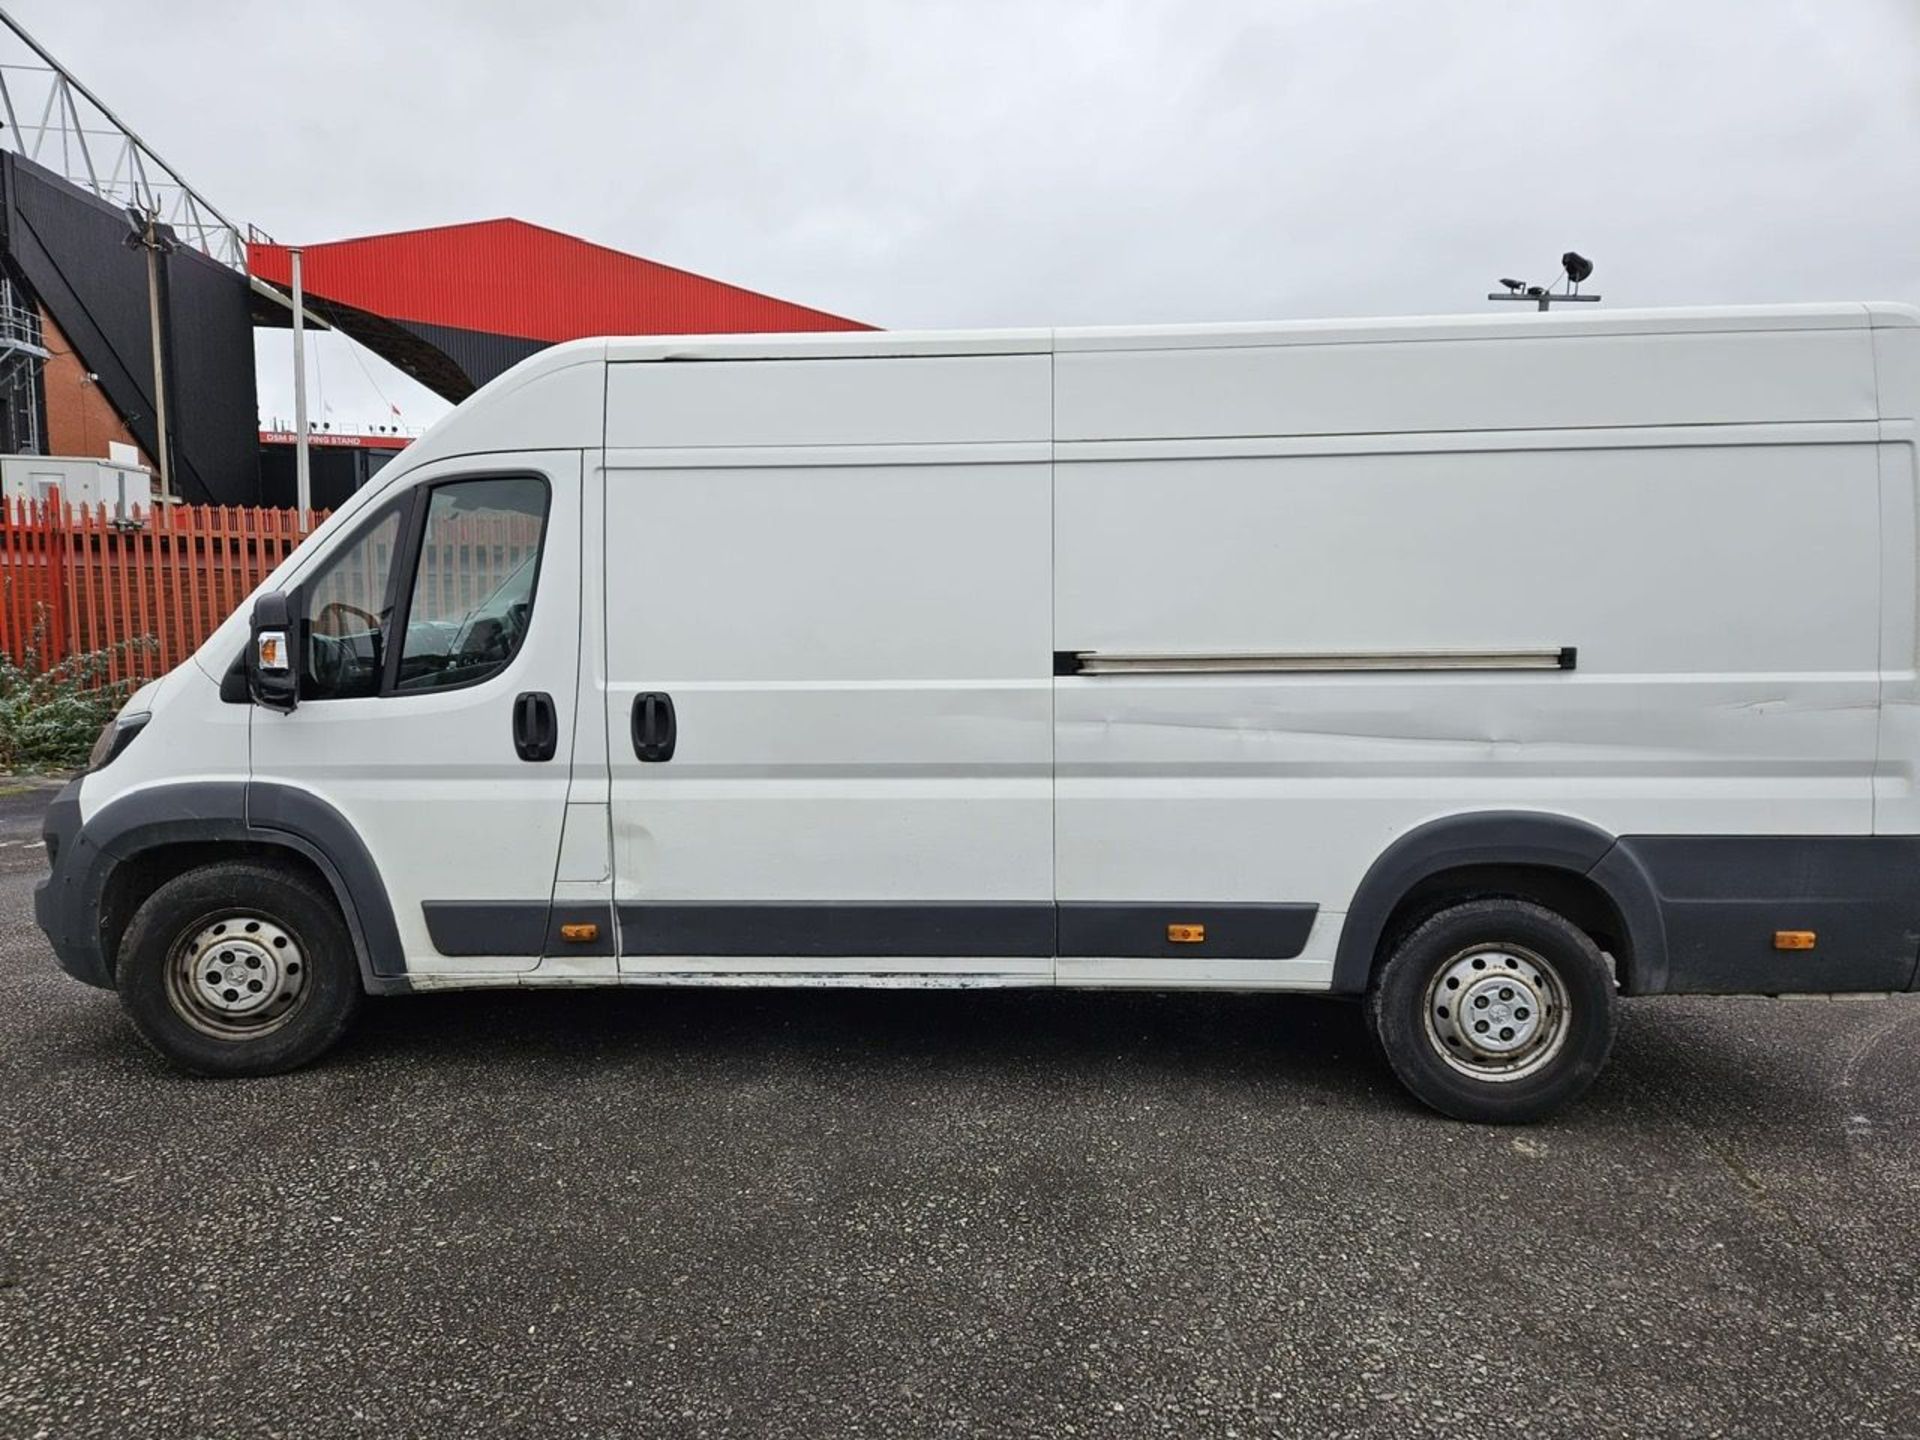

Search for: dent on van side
xmin=34 ymin=303 xmax=1920 ymax=1121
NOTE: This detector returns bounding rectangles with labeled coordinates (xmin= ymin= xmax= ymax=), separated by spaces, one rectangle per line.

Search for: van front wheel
xmin=1365 ymin=898 xmax=1616 ymax=1123
xmin=116 ymin=861 xmax=362 ymax=1076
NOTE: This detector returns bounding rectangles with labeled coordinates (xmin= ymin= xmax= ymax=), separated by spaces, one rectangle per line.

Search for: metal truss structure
xmin=0 ymin=7 xmax=253 ymax=270
xmin=0 ymin=271 xmax=46 ymax=450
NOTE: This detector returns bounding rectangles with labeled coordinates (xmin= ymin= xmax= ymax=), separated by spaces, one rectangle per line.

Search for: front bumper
xmin=33 ymin=775 xmax=112 ymax=989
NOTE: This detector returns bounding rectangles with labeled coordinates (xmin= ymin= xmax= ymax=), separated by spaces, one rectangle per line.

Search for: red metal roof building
xmin=248 ymin=218 xmax=873 ymax=401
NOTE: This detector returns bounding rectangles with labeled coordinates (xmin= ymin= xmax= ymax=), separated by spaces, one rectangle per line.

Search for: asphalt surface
xmin=1 ymin=782 xmax=1918 ymax=1439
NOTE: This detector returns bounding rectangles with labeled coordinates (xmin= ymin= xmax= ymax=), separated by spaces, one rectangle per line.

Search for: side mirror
xmin=248 ymin=591 xmax=300 ymax=712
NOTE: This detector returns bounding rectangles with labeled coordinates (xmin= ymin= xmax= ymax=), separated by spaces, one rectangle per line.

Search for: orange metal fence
xmin=0 ymin=498 xmax=326 ymax=683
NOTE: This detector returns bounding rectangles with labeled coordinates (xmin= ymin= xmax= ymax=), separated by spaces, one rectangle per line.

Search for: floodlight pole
xmin=291 ymin=247 xmax=311 ymax=530
xmin=134 ymin=209 xmax=173 ymax=498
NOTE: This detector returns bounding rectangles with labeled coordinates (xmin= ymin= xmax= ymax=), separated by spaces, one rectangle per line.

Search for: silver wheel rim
xmin=163 ymin=913 xmax=309 ymax=1039
xmin=1422 ymin=942 xmax=1570 ymax=1082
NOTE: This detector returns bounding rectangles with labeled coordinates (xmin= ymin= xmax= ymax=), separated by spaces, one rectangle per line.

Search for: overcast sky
xmin=16 ymin=0 xmax=1920 ymax=430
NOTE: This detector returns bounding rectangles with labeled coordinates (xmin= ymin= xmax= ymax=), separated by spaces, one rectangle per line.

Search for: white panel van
xmin=35 ymin=303 xmax=1920 ymax=1121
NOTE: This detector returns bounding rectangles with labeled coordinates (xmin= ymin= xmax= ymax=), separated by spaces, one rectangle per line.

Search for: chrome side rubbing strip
xmin=1057 ymin=647 xmax=1577 ymax=676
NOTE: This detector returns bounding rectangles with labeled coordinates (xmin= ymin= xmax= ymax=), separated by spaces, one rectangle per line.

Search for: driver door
xmin=249 ymin=453 xmax=583 ymax=976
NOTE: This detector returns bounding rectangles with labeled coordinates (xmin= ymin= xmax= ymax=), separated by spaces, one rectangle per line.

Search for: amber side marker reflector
xmin=1773 ymin=930 xmax=1816 ymax=951
xmin=560 ymin=923 xmax=601 ymax=944
xmin=1167 ymin=923 xmax=1207 ymax=944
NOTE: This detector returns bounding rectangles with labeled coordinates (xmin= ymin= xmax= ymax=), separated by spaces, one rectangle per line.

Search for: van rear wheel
xmin=116 ymin=860 xmax=362 ymax=1076
xmin=1365 ymin=898 xmax=1616 ymax=1123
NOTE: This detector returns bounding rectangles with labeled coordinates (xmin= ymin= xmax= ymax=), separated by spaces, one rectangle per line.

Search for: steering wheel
xmin=315 ymin=600 xmax=380 ymax=636
xmin=311 ymin=601 xmax=382 ymax=691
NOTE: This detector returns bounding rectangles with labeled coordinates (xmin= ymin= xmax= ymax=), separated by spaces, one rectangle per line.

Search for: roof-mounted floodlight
xmin=1488 ymin=251 xmax=1601 ymax=311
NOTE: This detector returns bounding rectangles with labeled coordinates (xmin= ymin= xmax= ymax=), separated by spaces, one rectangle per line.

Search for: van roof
xmin=582 ymin=301 xmax=1914 ymax=363
xmin=390 ymin=301 xmax=1916 ymax=474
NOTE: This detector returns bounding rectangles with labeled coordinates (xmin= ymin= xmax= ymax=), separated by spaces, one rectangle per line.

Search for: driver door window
xmin=299 ymin=475 xmax=549 ymax=701
xmin=303 ymin=507 xmax=401 ymax=700
xmin=393 ymin=477 xmax=549 ymax=692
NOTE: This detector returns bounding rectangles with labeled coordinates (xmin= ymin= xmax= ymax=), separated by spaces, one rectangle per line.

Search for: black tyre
xmin=115 ymin=860 xmax=362 ymax=1076
xmin=1365 ymin=898 xmax=1616 ymax=1123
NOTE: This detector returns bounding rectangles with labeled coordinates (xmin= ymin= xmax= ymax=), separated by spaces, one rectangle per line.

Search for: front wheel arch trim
xmin=79 ymin=781 xmax=409 ymax=994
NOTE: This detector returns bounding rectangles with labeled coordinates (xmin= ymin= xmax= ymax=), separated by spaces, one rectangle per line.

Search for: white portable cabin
xmin=1 ymin=452 xmax=155 ymax=517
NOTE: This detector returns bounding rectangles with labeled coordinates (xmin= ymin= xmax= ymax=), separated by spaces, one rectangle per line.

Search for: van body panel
xmin=72 ymin=661 xmax=250 ymax=825
xmin=1874 ymin=436 xmax=1920 ymax=835
xmin=40 ymin=304 xmax=1920 ymax=1005
xmin=537 ymin=453 xmax=618 ymax=980
xmin=601 ymin=437 xmax=1053 ymax=966
xmin=605 ymin=354 xmax=1051 ymax=448
xmin=1054 ymin=437 xmax=1880 ymax=961
xmin=1050 ymin=303 xmax=1876 ymax=351
xmin=247 ymin=450 xmax=586 ymax=972
xmin=1611 ymin=835 xmax=1920 ymax=994
xmin=617 ymin=902 xmax=1056 ymax=958
xmin=1054 ymin=442 xmax=1877 ymax=668
xmin=388 ymin=343 xmax=607 ymax=473
xmin=1875 ymin=333 xmax=1919 ymax=423
xmin=1054 ymin=328 xmax=1878 ymax=442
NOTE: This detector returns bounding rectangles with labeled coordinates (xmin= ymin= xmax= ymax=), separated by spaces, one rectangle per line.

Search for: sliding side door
xmin=602 ymin=350 xmax=1054 ymax=977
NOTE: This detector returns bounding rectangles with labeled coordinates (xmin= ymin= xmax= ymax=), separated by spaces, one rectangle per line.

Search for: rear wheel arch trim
xmin=1329 ymin=810 xmax=1669 ymax=996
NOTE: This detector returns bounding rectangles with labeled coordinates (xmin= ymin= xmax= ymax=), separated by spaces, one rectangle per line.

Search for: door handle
xmin=632 ymin=691 xmax=676 ymax=763
xmin=513 ymin=691 xmax=557 ymax=762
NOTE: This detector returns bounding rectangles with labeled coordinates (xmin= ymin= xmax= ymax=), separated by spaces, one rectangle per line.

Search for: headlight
xmin=88 ymin=713 xmax=150 ymax=772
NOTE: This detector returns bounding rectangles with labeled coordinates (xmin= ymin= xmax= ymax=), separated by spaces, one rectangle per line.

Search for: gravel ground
xmin=1 ymin=783 xmax=1917 ymax=1439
